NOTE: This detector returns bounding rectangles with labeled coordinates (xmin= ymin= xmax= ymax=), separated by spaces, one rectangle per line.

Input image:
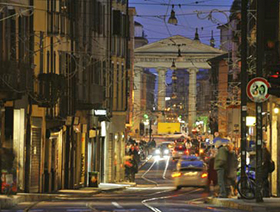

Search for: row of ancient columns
xmin=133 ymin=67 xmax=198 ymax=135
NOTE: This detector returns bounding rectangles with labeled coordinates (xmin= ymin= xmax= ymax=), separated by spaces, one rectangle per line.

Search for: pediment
xmin=135 ymin=35 xmax=224 ymax=56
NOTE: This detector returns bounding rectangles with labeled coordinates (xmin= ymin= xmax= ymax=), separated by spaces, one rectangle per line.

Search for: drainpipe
xmin=24 ymin=98 xmax=32 ymax=193
xmin=0 ymin=104 xmax=3 ymax=194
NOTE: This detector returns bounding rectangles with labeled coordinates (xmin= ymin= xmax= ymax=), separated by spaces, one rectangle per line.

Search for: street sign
xmin=246 ymin=77 xmax=271 ymax=102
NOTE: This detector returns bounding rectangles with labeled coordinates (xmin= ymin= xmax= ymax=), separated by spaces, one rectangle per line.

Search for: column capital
xmin=188 ymin=68 xmax=199 ymax=73
xmin=134 ymin=67 xmax=143 ymax=72
xmin=157 ymin=67 xmax=167 ymax=72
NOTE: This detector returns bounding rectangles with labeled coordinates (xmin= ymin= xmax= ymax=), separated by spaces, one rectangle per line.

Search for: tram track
xmin=140 ymin=156 xmax=171 ymax=186
xmin=142 ymin=188 xmax=202 ymax=212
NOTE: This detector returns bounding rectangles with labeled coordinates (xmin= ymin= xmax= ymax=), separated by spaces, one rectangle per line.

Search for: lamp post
xmin=255 ymin=0 xmax=264 ymax=202
xmin=240 ymin=0 xmax=248 ymax=199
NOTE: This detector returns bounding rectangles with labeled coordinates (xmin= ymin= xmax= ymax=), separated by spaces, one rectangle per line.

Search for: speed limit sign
xmin=246 ymin=77 xmax=271 ymax=102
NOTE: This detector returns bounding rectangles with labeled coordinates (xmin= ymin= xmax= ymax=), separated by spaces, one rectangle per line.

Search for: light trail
xmin=162 ymin=156 xmax=170 ymax=180
xmin=141 ymin=159 xmax=159 ymax=186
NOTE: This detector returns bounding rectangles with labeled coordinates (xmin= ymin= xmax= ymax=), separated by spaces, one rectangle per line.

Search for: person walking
xmin=262 ymin=141 xmax=273 ymax=197
xmin=214 ymin=141 xmax=229 ymax=198
xmin=226 ymin=142 xmax=238 ymax=197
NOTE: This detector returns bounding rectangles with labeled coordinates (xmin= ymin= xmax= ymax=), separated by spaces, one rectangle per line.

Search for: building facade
xmin=0 ymin=0 xmax=130 ymax=193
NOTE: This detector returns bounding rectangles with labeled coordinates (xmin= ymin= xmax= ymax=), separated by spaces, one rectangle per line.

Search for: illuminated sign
xmin=94 ymin=109 xmax=107 ymax=116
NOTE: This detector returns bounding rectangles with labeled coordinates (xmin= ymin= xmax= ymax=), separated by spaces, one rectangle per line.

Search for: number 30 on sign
xmin=246 ymin=77 xmax=271 ymax=103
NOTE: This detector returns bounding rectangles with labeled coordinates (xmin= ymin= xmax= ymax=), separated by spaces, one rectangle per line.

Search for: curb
xmin=0 ymin=185 xmax=132 ymax=209
xmin=207 ymin=197 xmax=279 ymax=212
xmin=207 ymin=197 xmax=256 ymax=212
xmin=0 ymin=196 xmax=24 ymax=209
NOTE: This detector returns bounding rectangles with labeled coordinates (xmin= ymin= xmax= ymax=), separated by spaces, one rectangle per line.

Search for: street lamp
xmin=273 ymin=107 xmax=279 ymax=114
xmin=168 ymin=5 xmax=178 ymax=25
xmin=171 ymin=59 xmax=176 ymax=70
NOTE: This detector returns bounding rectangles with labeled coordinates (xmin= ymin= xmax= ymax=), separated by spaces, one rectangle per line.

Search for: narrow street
xmin=3 ymin=156 xmax=247 ymax=212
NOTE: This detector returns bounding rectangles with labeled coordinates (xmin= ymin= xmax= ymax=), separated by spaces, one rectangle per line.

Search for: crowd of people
xmin=124 ymin=138 xmax=156 ymax=182
xmin=124 ymin=135 xmax=274 ymax=198
xmin=206 ymin=139 xmax=274 ymax=198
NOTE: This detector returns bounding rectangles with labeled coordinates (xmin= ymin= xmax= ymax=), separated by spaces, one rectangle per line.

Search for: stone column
xmin=133 ymin=67 xmax=143 ymax=137
xmin=157 ymin=68 xmax=167 ymax=122
xmin=188 ymin=68 xmax=198 ymax=134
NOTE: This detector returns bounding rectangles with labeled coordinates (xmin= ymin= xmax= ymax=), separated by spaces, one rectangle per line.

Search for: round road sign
xmin=246 ymin=77 xmax=270 ymax=102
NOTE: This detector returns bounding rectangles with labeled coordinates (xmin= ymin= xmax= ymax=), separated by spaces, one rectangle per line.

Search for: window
xmin=53 ymin=12 xmax=59 ymax=34
xmin=103 ymin=5 xmax=106 ymax=37
xmin=60 ymin=14 xmax=66 ymax=35
xmin=121 ymin=65 xmax=124 ymax=109
xmin=103 ymin=61 xmax=106 ymax=100
xmin=113 ymin=10 xmax=121 ymax=35
xmin=0 ymin=13 xmax=3 ymax=60
xmin=47 ymin=51 xmax=50 ymax=73
xmin=116 ymin=64 xmax=119 ymax=109
xmin=47 ymin=12 xmax=52 ymax=34
xmin=9 ymin=9 xmax=16 ymax=60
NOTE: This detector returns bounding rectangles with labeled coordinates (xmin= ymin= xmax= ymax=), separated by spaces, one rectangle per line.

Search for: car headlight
xmin=164 ymin=149 xmax=169 ymax=154
xmin=155 ymin=149 xmax=160 ymax=154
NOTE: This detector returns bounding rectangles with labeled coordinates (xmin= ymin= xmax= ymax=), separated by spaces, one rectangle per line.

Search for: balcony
xmin=76 ymin=84 xmax=104 ymax=110
xmin=0 ymin=60 xmax=34 ymax=101
xmin=37 ymin=73 xmax=66 ymax=107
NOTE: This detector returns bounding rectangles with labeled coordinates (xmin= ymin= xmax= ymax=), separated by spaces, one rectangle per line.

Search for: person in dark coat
xmin=130 ymin=154 xmax=138 ymax=182
xmin=214 ymin=141 xmax=229 ymax=198
xmin=129 ymin=145 xmax=140 ymax=164
xmin=262 ymin=141 xmax=272 ymax=197
xmin=225 ymin=142 xmax=238 ymax=196
xmin=124 ymin=156 xmax=133 ymax=182
xmin=207 ymin=149 xmax=218 ymax=193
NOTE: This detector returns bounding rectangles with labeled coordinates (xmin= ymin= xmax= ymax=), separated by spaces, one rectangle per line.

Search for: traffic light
xmin=143 ymin=114 xmax=149 ymax=119
xmin=267 ymin=72 xmax=280 ymax=97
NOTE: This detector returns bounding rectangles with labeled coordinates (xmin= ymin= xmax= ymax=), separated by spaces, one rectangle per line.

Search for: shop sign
xmin=94 ymin=109 xmax=107 ymax=116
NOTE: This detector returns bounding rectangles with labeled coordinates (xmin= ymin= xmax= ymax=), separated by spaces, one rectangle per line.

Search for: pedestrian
xmin=124 ymin=156 xmax=133 ymax=182
xmin=214 ymin=141 xmax=229 ymax=198
xmin=207 ymin=148 xmax=218 ymax=194
xmin=225 ymin=142 xmax=238 ymax=197
xmin=129 ymin=145 xmax=140 ymax=164
xmin=262 ymin=141 xmax=273 ymax=197
xmin=151 ymin=138 xmax=156 ymax=148
xmin=130 ymin=154 xmax=138 ymax=182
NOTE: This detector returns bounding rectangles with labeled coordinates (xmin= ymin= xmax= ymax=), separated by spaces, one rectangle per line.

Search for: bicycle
xmin=236 ymin=165 xmax=256 ymax=199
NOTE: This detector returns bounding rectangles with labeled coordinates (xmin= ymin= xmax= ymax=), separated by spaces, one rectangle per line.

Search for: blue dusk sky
xmin=129 ymin=0 xmax=235 ymax=47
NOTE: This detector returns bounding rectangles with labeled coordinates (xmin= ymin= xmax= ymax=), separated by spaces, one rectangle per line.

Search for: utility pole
xmin=0 ymin=106 xmax=3 ymax=194
xmin=240 ymin=0 xmax=248 ymax=196
xmin=255 ymin=0 xmax=264 ymax=203
xmin=149 ymin=119 xmax=152 ymax=141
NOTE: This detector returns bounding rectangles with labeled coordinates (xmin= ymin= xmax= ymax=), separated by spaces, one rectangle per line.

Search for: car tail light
xmin=201 ymin=172 xmax=208 ymax=178
xmin=172 ymin=172 xmax=182 ymax=178
xmin=185 ymin=150 xmax=189 ymax=154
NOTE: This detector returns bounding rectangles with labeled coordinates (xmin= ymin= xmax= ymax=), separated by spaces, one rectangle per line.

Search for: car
xmin=172 ymin=156 xmax=208 ymax=190
xmin=153 ymin=143 xmax=171 ymax=158
xmin=172 ymin=145 xmax=188 ymax=160
xmin=161 ymin=141 xmax=175 ymax=152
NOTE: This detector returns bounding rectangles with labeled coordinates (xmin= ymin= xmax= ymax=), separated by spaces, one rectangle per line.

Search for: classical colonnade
xmin=133 ymin=66 xmax=199 ymax=134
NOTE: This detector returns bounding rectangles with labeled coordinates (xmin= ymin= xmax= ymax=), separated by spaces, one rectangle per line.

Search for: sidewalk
xmin=0 ymin=182 xmax=136 ymax=209
xmin=207 ymin=196 xmax=280 ymax=212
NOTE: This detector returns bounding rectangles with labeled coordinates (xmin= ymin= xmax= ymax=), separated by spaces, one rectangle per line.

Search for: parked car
xmin=172 ymin=156 xmax=208 ymax=190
